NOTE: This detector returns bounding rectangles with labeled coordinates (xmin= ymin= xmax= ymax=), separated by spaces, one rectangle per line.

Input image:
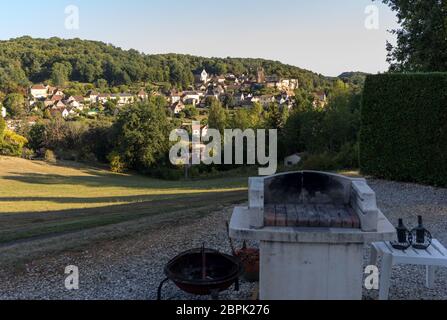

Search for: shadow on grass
xmin=0 ymin=190 xmax=247 ymax=244
xmin=0 ymin=194 xmax=195 ymax=205
xmin=1 ymin=171 xmax=247 ymax=190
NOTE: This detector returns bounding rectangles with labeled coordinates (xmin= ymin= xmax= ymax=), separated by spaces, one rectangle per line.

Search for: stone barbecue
xmin=229 ymin=171 xmax=395 ymax=300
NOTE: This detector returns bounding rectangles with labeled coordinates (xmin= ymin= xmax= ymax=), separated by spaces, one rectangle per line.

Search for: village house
xmin=284 ymin=153 xmax=302 ymax=167
xmin=67 ymin=96 xmax=85 ymax=110
xmin=97 ymin=94 xmax=113 ymax=104
xmin=52 ymin=100 xmax=67 ymax=110
xmin=214 ymin=85 xmax=225 ymax=96
xmin=114 ymin=93 xmax=135 ymax=105
xmin=277 ymin=92 xmax=294 ymax=106
xmin=50 ymin=106 xmax=70 ymax=118
xmin=276 ymin=79 xmax=299 ymax=91
xmin=233 ymin=92 xmax=246 ymax=105
xmin=30 ymin=84 xmax=49 ymax=99
xmin=169 ymin=91 xmax=182 ymax=104
xmin=194 ymin=69 xmax=209 ymax=84
xmin=215 ymin=75 xmax=226 ymax=84
xmin=86 ymin=90 xmax=99 ymax=103
xmin=313 ymin=91 xmax=327 ymax=108
xmin=204 ymin=87 xmax=221 ymax=100
xmin=256 ymin=95 xmax=276 ymax=106
xmin=49 ymin=87 xmax=64 ymax=97
xmin=265 ymin=75 xmax=280 ymax=88
xmin=182 ymin=91 xmax=202 ymax=106
xmin=67 ymin=95 xmax=83 ymax=103
xmin=225 ymin=74 xmax=237 ymax=82
xmin=51 ymin=95 xmax=64 ymax=102
xmin=62 ymin=108 xmax=71 ymax=118
xmin=96 ymin=93 xmax=135 ymax=106
xmin=44 ymin=99 xmax=55 ymax=108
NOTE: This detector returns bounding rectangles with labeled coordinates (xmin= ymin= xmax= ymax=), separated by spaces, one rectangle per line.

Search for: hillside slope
xmin=0 ymin=36 xmax=332 ymax=91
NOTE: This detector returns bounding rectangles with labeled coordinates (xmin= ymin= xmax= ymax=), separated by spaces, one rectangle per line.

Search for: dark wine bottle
xmin=415 ymin=215 xmax=425 ymax=244
xmin=396 ymin=219 xmax=408 ymax=243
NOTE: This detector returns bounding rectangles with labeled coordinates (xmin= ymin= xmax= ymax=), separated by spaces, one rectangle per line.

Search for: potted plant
xmin=235 ymin=241 xmax=259 ymax=283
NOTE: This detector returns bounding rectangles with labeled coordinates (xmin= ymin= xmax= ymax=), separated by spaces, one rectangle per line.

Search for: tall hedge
xmin=360 ymin=73 xmax=447 ymax=187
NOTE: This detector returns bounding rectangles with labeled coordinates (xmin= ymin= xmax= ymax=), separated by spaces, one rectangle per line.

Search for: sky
xmin=0 ymin=0 xmax=399 ymax=77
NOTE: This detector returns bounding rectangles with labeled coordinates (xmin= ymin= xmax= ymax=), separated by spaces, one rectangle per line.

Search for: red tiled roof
xmin=51 ymin=95 xmax=64 ymax=101
xmin=31 ymin=84 xmax=46 ymax=90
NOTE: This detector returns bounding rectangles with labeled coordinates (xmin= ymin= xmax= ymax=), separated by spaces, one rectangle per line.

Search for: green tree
xmin=27 ymin=122 xmax=47 ymax=152
xmin=208 ymin=99 xmax=228 ymax=134
xmin=104 ymin=100 xmax=118 ymax=116
xmin=3 ymin=93 xmax=25 ymax=119
xmin=182 ymin=105 xmax=199 ymax=118
xmin=50 ymin=62 xmax=72 ymax=86
xmin=96 ymin=78 xmax=108 ymax=90
xmin=265 ymin=103 xmax=287 ymax=130
xmin=379 ymin=0 xmax=447 ymax=71
xmin=112 ymin=99 xmax=173 ymax=172
xmin=248 ymin=102 xmax=265 ymax=129
xmin=231 ymin=108 xmax=251 ymax=130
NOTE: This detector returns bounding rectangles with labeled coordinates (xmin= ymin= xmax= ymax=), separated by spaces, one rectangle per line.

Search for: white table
xmin=370 ymin=239 xmax=447 ymax=300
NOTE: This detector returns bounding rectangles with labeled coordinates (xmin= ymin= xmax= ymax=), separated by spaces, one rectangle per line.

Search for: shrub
xmin=0 ymin=116 xmax=6 ymax=143
xmin=44 ymin=149 xmax=57 ymax=163
xmin=360 ymin=73 xmax=447 ymax=186
xmin=22 ymin=147 xmax=34 ymax=160
xmin=334 ymin=142 xmax=359 ymax=169
xmin=150 ymin=167 xmax=184 ymax=180
xmin=0 ymin=129 xmax=28 ymax=156
xmin=300 ymin=153 xmax=339 ymax=171
xmin=108 ymin=151 xmax=125 ymax=173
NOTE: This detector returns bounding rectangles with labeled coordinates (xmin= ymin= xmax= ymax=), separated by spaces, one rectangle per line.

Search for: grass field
xmin=0 ymin=156 xmax=248 ymax=245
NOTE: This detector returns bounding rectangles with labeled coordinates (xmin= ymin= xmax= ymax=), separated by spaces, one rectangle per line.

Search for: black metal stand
xmin=156 ymin=277 xmax=241 ymax=300
xmin=157 ymin=278 xmax=170 ymax=300
xmin=210 ymin=290 xmax=220 ymax=300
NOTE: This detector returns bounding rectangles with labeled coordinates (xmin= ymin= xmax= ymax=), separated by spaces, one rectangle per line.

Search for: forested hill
xmin=0 ymin=36 xmax=332 ymax=92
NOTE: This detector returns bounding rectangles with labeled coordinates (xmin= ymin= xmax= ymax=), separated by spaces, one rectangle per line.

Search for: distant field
xmin=0 ymin=157 xmax=246 ymax=213
xmin=0 ymin=156 xmax=247 ymax=245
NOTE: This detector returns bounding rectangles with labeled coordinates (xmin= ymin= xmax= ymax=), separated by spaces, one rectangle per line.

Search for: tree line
xmin=0 ymin=37 xmax=332 ymax=93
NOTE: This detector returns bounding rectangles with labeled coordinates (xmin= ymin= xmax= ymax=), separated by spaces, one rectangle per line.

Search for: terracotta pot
xmin=235 ymin=247 xmax=259 ymax=283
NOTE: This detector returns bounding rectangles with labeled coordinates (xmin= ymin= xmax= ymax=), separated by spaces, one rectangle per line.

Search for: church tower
xmin=257 ymin=67 xmax=266 ymax=83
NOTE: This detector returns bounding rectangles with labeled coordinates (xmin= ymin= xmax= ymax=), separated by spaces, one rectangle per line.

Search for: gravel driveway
xmin=0 ymin=178 xmax=447 ymax=300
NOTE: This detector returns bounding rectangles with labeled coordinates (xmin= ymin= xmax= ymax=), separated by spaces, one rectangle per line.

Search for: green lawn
xmin=0 ymin=156 xmax=248 ymax=244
